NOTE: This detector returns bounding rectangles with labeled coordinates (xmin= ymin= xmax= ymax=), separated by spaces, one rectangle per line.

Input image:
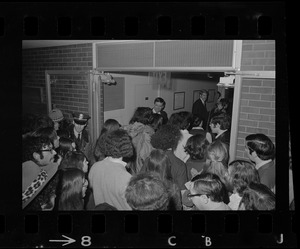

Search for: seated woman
xmin=56 ymin=168 xmax=88 ymax=211
xmin=188 ymin=172 xmax=231 ymax=210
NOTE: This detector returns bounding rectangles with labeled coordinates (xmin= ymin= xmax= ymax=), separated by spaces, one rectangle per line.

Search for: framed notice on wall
xmin=173 ymin=92 xmax=185 ymax=110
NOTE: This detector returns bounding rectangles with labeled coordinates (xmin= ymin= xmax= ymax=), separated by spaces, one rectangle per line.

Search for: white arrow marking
xmin=49 ymin=235 xmax=76 ymax=246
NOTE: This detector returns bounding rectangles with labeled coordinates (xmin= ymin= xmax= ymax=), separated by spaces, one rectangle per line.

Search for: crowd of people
xmin=22 ymin=93 xmax=277 ymax=211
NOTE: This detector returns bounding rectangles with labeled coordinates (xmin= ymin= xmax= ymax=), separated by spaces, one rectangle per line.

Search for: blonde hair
xmin=205 ymin=141 xmax=229 ymax=188
xmin=207 ymin=140 xmax=229 ymax=164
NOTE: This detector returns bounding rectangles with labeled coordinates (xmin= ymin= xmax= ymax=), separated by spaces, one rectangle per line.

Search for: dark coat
xmin=214 ymin=130 xmax=230 ymax=146
xmin=67 ymin=124 xmax=92 ymax=160
xmin=192 ymin=99 xmax=208 ymax=129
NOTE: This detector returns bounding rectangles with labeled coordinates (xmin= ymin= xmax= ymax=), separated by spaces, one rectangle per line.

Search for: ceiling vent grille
xmin=96 ymin=40 xmax=234 ymax=70
xmin=96 ymin=42 xmax=154 ymax=68
xmin=155 ymin=40 xmax=234 ymax=67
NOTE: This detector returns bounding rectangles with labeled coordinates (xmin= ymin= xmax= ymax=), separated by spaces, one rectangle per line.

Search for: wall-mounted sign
xmin=150 ymin=72 xmax=172 ymax=89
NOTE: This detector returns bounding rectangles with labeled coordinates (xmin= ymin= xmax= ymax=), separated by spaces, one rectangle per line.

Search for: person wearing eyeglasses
xmin=245 ymin=133 xmax=275 ymax=193
xmin=22 ymin=136 xmax=60 ymax=210
xmin=188 ymin=172 xmax=231 ymax=210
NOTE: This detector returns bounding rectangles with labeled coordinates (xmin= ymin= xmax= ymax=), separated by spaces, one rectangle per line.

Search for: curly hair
xmin=150 ymin=124 xmax=182 ymax=151
xmin=227 ymin=160 xmax=260 ymax=195
xmin=129 ymin=107 xmax=152 ymax=125
xmin=168 ymin=111 xmax=194 ymax=130
xmin=245 ymin=133 xmax=275 ymax=161
xmin=94 ymin=119 xmax=121 ymax=161
xmin=22 ymin=135 xmax=52 ymax=163
xmin=125 ymin=172 xmax=170 ymax=210
xmin=239 ymin=182 xmax=275 ymax=210
xmin=184 ymin=134 xmax=209 ymax=160
xmin=97 ymin=129 xmax=134 ymax=158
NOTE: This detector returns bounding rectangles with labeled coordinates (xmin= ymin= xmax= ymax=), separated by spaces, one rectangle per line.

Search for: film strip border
xmin=0 ymin=212 xmax=297 ymax=247
xmin=0 ymin=2 xmax=286 ymax=38
xmin=0 ymin=2 xmax=295 ymax=248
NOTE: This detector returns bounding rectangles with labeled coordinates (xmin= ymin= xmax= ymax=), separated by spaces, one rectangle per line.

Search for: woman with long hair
xmin=203 ymin=140 xmax=230 ymax=204
xmin=93 ymin=119 xmax=121 ymax=163
xmin=56 ymin=168 xmax=88 ymax=211
xmin=56 ymin=137 xmax=76 ymax=158
xmin=141 ymin=149 xmax=182 ymax=210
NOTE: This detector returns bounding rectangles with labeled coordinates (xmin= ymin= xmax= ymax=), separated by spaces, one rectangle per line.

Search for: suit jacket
xmin=258 ymin=160 xmax=275 ymax=191
xmin=152 ymin=109 xmax=168 ymax=125
xmin=67 ymin=124 xmax=92 ymax=160
xmin=214 ymin=130 xmax=230 ymax=146
xmin=192 ymin=99 xmax=208 ymax=129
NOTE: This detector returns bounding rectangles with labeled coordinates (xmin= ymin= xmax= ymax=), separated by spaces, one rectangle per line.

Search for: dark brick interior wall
xmin=22 ymin=43 xmax=93 ymax=118
xmin=236 ymin=40 xmax=275 ymax=159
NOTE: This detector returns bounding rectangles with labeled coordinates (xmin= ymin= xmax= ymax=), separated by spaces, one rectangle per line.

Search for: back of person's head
xmin=22 ymin=135 xmax=52 ymax=163
xmin=239 ymin=182 xmax=275 ymax=210
xmin=98 ymin=129 xmax=134 ymax=158
xmin=218 ymin=98 xmax=229 ymax=109
xmin=56 ymin=137 xmax=75 ymax=158
xmin=100 ymin=119 xmax=121 ymax=136
xmin=59 ymin=150 xmax=86 ymax=171
xmin=207 ymin=140 xmax=229 ymax=165
xmin=184 ymin=134 xmax=209 ymax=160
xmin=191 ymin=115 xmax=204 ymax=128
xmin=142 ymin=149 xmax=172 ymax=181
xmin=129 ymin=107 xmax=152 ymax=125
xmin=57 ymin=168 xmax=85 ymax=211
xmin=168 ymin=111 xmax=193 ymax=130
xmin=191 ymin=172 xmax=229 ymax=203
xmin=32 ymin=114 xmax=54 ymax=131
xmin=149 ymin=113 xmax=163 ymax=131
xmin=125 ymin=172 xmax=170 ymax=210
xmin=154 ymin=97 xmax=166 ymax=108
xmin=228 ymin=160 xmax=260 ymax=195
xmin=245 ymin=133 xmax=275 ymax=161
xmin=22 ymin=113 xmax=38 ymax=136
xmin=32 ymin=127 xmax=59 ymax=147
xmin=210 ymin=114 xmax=231 ymax=130
xmin=150 ymin=124 xmax=182 ymax=151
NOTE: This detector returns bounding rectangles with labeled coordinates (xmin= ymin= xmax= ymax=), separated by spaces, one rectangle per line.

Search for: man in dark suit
xmin=192 ymin=89 xmax=209 ymax=130
xmin=152 ymin=97 xmax=168 ymax=125
xmin=209 ymin=114 xmax=231 ymax=147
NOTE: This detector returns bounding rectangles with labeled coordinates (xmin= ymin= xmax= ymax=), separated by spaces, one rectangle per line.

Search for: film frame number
xmin=81 ymin=236 xmax=92 ymax=247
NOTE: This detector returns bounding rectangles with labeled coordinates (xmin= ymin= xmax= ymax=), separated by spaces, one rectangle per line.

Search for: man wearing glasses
xmin=187 ymin=173 xmax=231 ymax=210
xmin=22 ymin=136 xmax=60 ymax=209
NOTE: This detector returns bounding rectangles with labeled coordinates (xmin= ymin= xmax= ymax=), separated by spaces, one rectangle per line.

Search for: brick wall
xmin=22 ymin=43 xmax=93 ymax=119
xmin=235 ymin=40 xmax=276 ymax=159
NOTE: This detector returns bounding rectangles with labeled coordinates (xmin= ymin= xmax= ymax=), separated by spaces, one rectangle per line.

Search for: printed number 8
xmin=81 ymin=236 xmax=91 ymax=247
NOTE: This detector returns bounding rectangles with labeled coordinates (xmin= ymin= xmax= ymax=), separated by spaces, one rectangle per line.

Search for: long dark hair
xmin=142 ymin=149 xmax=173 ymax=181
xmin=57 ymin=168 xmax=85 ymax=211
